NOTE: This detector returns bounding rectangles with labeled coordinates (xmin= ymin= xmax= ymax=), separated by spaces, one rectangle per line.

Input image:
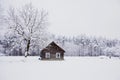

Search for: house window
xmin=56 ymin=53 xmax=61 ymax=58
xmin=45 ymin=52 xmax=50 ymax=58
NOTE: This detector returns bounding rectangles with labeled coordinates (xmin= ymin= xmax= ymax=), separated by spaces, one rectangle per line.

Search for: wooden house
xmin=40 ymin=41 xmax=65 ymax=60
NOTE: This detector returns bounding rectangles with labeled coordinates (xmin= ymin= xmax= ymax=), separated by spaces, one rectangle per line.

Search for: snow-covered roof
xmin=42 ymin=41 xmax=65 ymax=52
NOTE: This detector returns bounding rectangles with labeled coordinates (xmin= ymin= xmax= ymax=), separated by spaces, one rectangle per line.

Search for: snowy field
xmin=0 ymin=56 xmax=120 ymax=80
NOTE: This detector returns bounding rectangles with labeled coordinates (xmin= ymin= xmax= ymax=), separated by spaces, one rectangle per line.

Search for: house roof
xmin=43 ymin=41 xmax=65 ymax=52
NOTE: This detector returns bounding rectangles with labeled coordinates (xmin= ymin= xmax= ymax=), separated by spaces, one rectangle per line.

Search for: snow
xmin=0 ymin=53 xmax=5 ymax=56
xmin=64 ymin=42 xmax=80 ymax=56
xmin=0 ymin=56 xmax=120 ymax=80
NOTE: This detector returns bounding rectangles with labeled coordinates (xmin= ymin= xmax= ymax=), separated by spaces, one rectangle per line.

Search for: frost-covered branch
xmin=6 ymin=3 xmax=49 ymax=57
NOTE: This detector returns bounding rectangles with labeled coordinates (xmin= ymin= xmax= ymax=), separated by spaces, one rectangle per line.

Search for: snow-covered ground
xmin=0 ymin=56 xmax=120 ymax=80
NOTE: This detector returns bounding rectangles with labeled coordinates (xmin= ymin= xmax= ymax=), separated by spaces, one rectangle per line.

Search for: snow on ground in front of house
xmin=0 ymin=56 xmax=120 ymax=80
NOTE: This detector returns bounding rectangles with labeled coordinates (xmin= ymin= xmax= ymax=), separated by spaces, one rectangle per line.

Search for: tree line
xmin=1 ymin=33 xmax=120 ymax=58
xmin=54 ymin=35 xmax=120 ymax=57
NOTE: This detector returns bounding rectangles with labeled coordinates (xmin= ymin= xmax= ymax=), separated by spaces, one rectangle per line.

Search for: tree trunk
xmin=25 ymin=40 xmax=30 ymax=57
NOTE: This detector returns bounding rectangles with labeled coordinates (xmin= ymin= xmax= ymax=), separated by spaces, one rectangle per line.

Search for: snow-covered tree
xmin=5 ymin=3 xmax=49 ymax=57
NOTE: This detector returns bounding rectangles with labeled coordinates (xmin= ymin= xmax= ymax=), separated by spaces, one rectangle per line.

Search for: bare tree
xmin=6 ymin=3 xmax=48 ymax=57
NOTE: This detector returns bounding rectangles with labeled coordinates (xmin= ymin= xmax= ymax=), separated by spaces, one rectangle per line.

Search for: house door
xmin=56 ymin=53 xmax=61 ymax=58
xmin=45 ymin=53 xmax=50 ymax=58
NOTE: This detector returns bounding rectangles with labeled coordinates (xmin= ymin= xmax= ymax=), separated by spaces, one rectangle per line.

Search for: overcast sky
xmin=1 ymin=0 xmax=120 ymax=39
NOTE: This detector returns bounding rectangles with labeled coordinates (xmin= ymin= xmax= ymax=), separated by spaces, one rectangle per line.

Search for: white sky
xmin=1 ymin=0 xmax=120 ymax=39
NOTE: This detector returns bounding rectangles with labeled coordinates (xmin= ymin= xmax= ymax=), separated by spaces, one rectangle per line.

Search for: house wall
xmin=40 ymin=50 xmax=64 ymax=60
